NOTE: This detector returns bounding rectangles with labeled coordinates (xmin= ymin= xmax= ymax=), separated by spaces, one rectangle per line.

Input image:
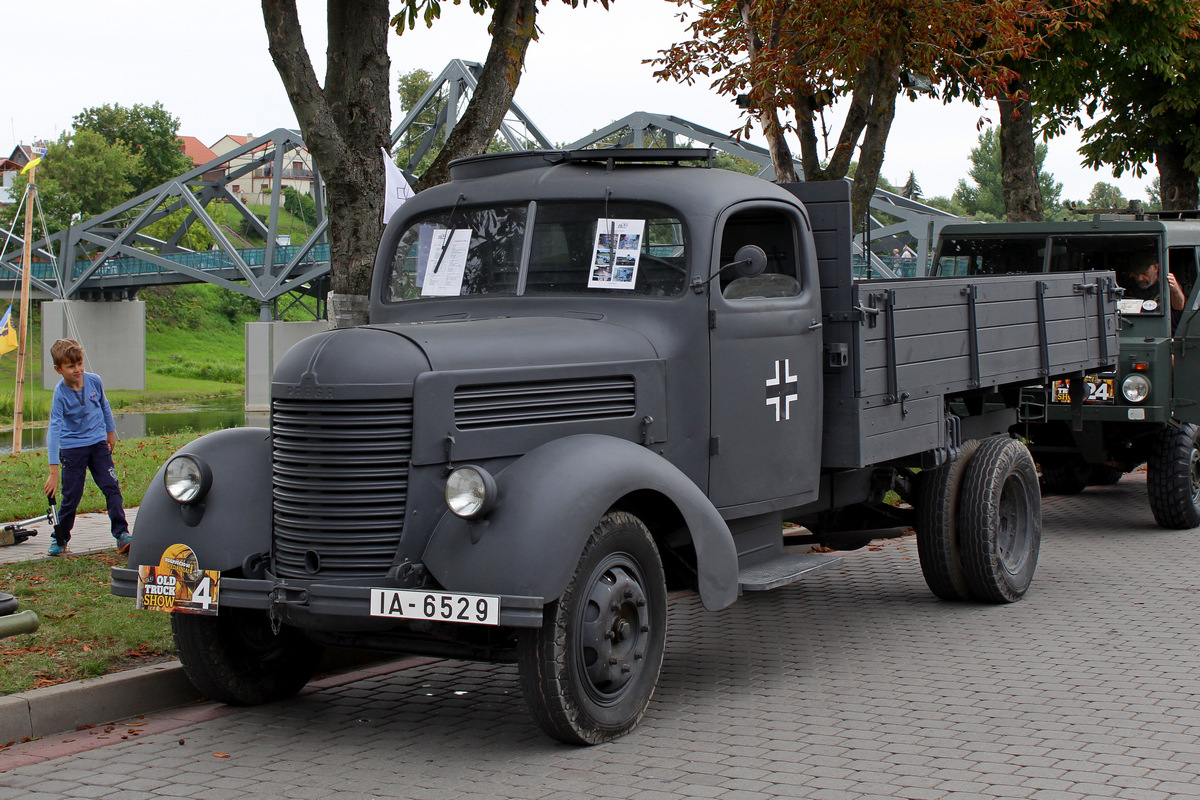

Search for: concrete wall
xmin=245 ymin=320 xmax=331 ymax=411
xmin=41 ymin=300 xmax=145 ymax=390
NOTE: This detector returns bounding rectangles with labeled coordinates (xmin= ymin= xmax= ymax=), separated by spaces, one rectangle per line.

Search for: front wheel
xmin=172 ymin=607 xmax=324 ymax=706
xmin=517 ymin=511 xmax=667 ymax=745
xmin=958 ymin=436 xmax=1042 ymax=604
xmin=1147 ymin=423 xmax=1200 ymax=529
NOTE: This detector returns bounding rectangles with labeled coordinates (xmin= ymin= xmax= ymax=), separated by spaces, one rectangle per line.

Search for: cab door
xmin=1169 ymin=246 xmax=1200 ymax=423
xmin=707 ymin=201 xmax=822 ymax=511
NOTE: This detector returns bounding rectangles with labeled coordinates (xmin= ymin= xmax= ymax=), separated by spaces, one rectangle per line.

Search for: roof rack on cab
xmin=449 ymin=148 xmax=715 ymax=180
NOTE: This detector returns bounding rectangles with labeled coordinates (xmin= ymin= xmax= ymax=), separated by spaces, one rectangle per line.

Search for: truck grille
xmin=454 ymin=376 xmax=636 ymax=430
xmin=271 ymin=398 xmax=413 ymax=579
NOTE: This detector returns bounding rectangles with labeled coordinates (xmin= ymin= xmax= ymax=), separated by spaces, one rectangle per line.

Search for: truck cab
xmin=935 ymin=216 xmax=1200 ymax=527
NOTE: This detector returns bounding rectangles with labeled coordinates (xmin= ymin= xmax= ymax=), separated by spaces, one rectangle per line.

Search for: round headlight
xmin=1122 ymin=374 xmax=1151 ymax=403
xmin=164 ymin=455 xmax=211 ymax=505
xmin=445 ymin=466 xmax=496 ymax=519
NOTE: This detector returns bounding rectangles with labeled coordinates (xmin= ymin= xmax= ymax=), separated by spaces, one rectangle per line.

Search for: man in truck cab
xmin=1120 ymin=255 xmax=1186 ymax=322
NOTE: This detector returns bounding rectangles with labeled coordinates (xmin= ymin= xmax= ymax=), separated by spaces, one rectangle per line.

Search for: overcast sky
xmin=1 ymin=0 xmax=1157 ymax=204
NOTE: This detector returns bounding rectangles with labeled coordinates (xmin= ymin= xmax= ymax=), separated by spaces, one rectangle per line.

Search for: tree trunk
xmin=262 ymin=0 xmax=391 ymax=327
xmin=791 ymin=50 xmax=898 ymax=236
xmin=1155 ymin=142 xmax=1200 ymax=211
xmin=996 ymin=76 xmax=1043 ymax=222
xmin=415 ymin=0 xmax=539 ymax=191
xmin=738 ymin=0 xmax=797 ymax=183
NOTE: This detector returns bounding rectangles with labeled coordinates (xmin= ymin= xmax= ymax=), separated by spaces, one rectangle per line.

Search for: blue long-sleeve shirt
xmin=46 ymin=372 xmax=115 ymax=466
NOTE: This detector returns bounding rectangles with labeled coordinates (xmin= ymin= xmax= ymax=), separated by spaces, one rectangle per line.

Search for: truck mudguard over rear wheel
xmin=958 ymin=436 xmax=1042 ymax=604
xmin=915 ymin=440 xmax=980 ymax=601
xmin=172 ymin=607 xmax=324 ymax=706
xmin=1147 ymin=422 xmax=1200 ymax=529
xmin=517 ymin=511 xmax=667 ymax=745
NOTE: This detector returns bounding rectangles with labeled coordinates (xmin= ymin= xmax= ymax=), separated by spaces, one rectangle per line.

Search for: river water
xmin=1 ymin=397 xmax=269 ymax=455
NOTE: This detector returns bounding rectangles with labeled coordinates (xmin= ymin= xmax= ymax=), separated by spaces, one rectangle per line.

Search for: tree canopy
xmin=1 ymin=129 xmax=141 ymax=234
xmin=1023 ymin=1 xmax=1200 ymax=210
xmin=73 ymin=102 xmax=194 ymax=195
xmin=652 ymin=0 xmax=1082 ymax=233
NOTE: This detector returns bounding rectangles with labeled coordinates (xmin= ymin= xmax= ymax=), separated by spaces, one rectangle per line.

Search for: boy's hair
xmin=50 ymin=338 xmax=84 ymax=367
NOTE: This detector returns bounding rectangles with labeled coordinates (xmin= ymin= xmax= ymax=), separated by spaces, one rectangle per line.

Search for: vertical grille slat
xmin=455 ymin=376 xmax=636 ymax=430
xmin=271 ymin=398 xmax=413 ymax=579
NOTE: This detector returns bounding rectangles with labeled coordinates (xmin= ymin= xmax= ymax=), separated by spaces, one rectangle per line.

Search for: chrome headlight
xmin=445 ymin=466 xmax=496 ymax=519
xmin=1122 ymin=374 xmax=1151 ymax=403
xmin=164 ymin=454 xmax=212 ymax=505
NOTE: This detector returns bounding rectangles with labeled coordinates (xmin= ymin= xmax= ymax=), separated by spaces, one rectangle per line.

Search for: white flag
xmin=383 ymin=148 xmax=414 ymax=224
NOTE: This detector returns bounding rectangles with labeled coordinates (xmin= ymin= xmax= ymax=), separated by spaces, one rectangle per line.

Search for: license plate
xmin=1052 ymin=376 xmax=1115 ymax=404
xmin=370 ymin=589 xmax=500 ymax=626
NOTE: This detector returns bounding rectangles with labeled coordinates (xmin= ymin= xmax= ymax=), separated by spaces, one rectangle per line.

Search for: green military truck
xmin=935 ymin=215 xmax=1200 ymax=528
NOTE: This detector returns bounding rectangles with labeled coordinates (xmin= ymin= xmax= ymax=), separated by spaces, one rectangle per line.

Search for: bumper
xmin=110 ymin=567 xmax=544 ymax=629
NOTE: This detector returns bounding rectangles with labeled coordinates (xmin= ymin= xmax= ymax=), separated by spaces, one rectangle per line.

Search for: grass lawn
xmin=0 ymin=551 xmax=174 ymax=697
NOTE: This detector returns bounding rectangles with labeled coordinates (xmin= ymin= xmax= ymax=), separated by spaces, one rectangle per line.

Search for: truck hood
xmin=368 ymin=315 xmax=659 ymax=371
xmin=273 ymin=315 xmax=659 ymax=400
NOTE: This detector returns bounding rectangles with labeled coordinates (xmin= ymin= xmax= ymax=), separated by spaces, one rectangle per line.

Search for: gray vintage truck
xmin=112 ymin=150 xmax=1117 ymax=744
xmin=936 ymin=216 xmax=1200 ymax=528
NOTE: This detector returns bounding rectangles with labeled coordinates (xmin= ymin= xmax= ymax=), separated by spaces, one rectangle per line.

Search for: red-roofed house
xmin=211 ymin=134 xmax=314 ymax=206
xmin=177 ymin=135 xmax=224 ymax=183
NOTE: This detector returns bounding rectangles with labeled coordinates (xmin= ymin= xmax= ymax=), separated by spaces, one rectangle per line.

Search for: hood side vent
xmin=455 ymin=376 xmax=636 ymax=430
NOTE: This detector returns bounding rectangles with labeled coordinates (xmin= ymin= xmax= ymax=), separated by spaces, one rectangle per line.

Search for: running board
xmin=738 ymin=552 xmax=844 ymax=593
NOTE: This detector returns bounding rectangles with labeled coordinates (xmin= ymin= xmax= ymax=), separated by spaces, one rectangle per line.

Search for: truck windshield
xmin=386 ymin=201 xmax=687 ymax=302
xmin=936 ymin=233 xmax=1161 ymax=315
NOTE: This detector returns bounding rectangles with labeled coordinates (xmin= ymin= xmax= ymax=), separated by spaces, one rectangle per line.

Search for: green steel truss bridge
xmin=1 ymin=60 xmax=956 ymax=317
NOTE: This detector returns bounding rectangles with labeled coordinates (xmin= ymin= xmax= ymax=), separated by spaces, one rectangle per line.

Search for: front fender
xmin=422 ymin=434 xmax=738 ymax=611
xmin=128 ymin=427 xmax=272 ymax=573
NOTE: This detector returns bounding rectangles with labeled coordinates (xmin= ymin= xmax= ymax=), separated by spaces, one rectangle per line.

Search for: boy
xmin=42 ymin=338 xmax=131 ymax=556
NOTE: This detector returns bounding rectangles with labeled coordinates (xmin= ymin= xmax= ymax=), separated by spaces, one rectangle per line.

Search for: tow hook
xmin=268 ymin=585 xmax=310 ymax=634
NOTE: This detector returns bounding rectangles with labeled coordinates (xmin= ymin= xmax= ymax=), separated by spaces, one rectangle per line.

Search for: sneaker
xmin=48 ymin=542 xmax=66 ymax=557
xmin=115 ymin=533 xmax=132 ymax=555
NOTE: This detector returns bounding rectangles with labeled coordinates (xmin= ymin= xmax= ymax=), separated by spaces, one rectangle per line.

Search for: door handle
xmin=808 ymin=318 xmax=823 ymax=331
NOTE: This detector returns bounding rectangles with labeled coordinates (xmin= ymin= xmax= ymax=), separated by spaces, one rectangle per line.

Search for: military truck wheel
xmin=1147 ymin=423 xmax=1200 ymax=530
xmin=958 ymin=436 xmax=1041 ymax=604
xmin=172 ymin=607 xmax=324 ymax=706
xmin=1040 ymin=460 xmax=1089 ymax=495
xmin=517 ymin=511 xmax=667 ymax=745
xmin=915 ymin=440 xmax=980 ymax=601
xmin=1088 ymin=464 xmax=1125 ymax=486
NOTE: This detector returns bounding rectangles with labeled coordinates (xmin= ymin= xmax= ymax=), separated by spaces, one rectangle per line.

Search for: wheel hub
xmin=579 ymin=562 xmax=650 ymax=699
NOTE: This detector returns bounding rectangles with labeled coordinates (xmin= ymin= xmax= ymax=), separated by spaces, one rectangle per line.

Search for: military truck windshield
xmin=937 ymin=233 xmax=1162 ymax=315
xmin=386 ymin=202 xmax=687 ymax=302
xmin=936 ymin=237 xmax=1045 ymax=276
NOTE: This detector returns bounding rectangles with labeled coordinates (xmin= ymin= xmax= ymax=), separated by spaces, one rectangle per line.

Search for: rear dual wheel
xmin=916 ymin=436 xmax=1041 ymax=604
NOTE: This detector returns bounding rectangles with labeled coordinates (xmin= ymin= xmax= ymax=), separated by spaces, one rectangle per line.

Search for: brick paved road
xmin=3 ymin=473 xmax=1199 ymax=799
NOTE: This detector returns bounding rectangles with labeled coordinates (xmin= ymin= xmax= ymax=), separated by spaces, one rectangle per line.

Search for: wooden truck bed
xmin=786 ymin=181 xmax=1119 ymax=470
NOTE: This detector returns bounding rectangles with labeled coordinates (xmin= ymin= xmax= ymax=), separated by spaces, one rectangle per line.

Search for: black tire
xmin=1147 ymin=423 xmax=1200 ymax=529
xmin=958 ymin=436 xmax=1042 ymax=604
xmin=0 ymin=593 xmax=17 ymax=616
xmin=1040 ymin=460 xmax=1089 ymax=495
xmin=1088 ymin=464 xmax=1125 ymax=486
xmin=915 ymin=440 xmax=981 ymax=601
xmin=517 ymin=511 xmax=667 ymax=745
xmin=172 ymin=607 xmax=324 ymax=706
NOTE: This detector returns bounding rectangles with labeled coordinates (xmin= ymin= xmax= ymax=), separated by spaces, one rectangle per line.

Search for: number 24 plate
xmin=370 ymin=589 xmax=499 ymax=626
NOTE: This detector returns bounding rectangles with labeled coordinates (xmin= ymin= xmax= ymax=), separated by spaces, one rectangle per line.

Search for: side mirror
xmin=691 ymin=244 xmax=771 ymax=293
xmin=727 ymin=245 xmax=767 ymax=278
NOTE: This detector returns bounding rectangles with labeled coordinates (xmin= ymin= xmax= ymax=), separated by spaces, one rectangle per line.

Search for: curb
xmin=0 ymin=660 xmax=200 ymax=746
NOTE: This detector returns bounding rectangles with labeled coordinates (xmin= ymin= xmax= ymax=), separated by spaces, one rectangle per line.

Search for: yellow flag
xmin=0 ymin=306 xmax=17 ymax=356
xmin=19 ymin=157 xmax=41 ymax=175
